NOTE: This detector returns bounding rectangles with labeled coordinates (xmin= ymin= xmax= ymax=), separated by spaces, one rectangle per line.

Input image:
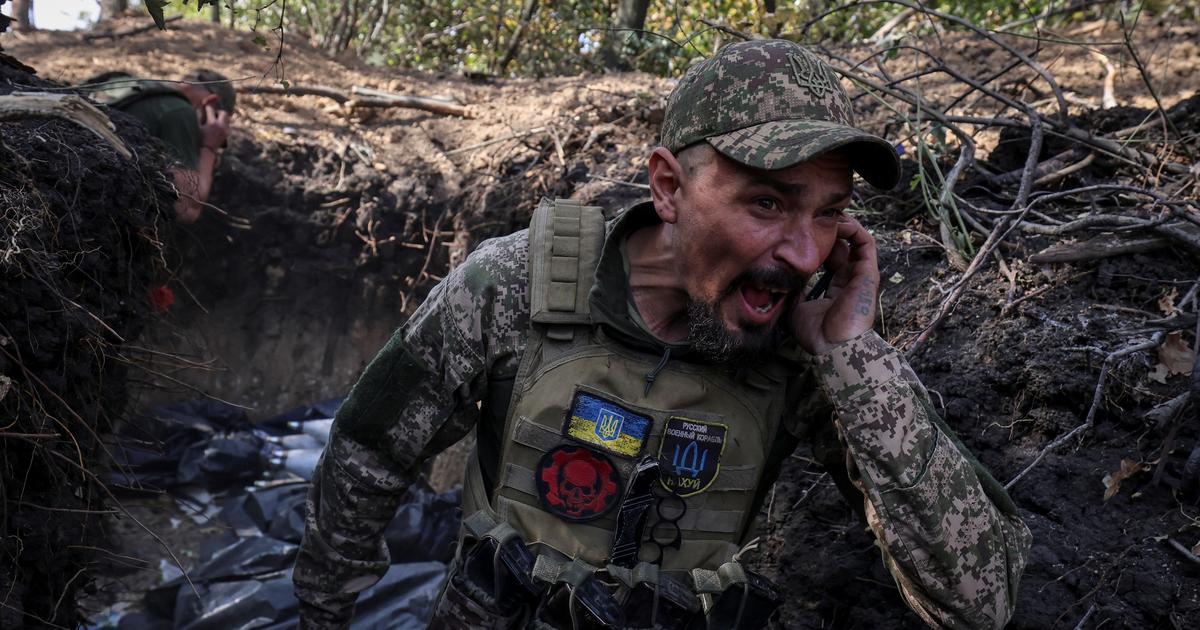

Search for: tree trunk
xmin=210 ymin=0 xmax=220 ymax=23
xmin=361 ymin=0 xmax=390 ymax=53
xmin=323 ymin=2 xmax=350 ymax=52
xmin=491 ymin=0 xmax=506 ymax=72
xmin=497 ymin=0 xmax=538 ymax=73
xmin=336 ymin=0 xmax=362 ymax=54
xmin=98 ymin=0 xmax=127 ymax=22
xmin=601 ymin=0 xmax=650 ymax=70
xmin=10 ymin=0 xmax=32 ymax=31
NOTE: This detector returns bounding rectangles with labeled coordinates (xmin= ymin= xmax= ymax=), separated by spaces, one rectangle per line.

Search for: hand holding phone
xmin=789 ymin=216 xmax=880 ymax=355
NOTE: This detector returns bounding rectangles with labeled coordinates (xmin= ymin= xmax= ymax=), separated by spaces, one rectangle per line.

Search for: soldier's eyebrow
xmin=747 ymin=177 xmax=851 ymax=207
xmin=747 ymin=175 xmax=806 ymax=198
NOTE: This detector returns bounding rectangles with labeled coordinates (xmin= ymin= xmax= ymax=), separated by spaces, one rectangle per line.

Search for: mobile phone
xmin=805 ymin=268 xmax=832 ymax=301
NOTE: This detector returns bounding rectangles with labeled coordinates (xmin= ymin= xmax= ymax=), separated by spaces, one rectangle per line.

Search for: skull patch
xmin=536 ymin=445 xmax=622 ymax=522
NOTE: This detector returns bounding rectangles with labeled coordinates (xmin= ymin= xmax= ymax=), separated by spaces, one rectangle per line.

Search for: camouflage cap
xmin=661 ymin=39 xmax=900 ymax=189
xmin=183 ymin=69 xmax=236 ymax=115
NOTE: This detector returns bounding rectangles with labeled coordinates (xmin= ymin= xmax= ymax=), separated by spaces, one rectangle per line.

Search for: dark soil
xmin=0 ymin=62 xmax=175 ymax=626
xmin=759 ymin=204 xmax=1200 ymax=629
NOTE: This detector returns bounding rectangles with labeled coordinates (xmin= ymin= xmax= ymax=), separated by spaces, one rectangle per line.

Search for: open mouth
xmin=738 ymin=281 xmax=789 ymax=320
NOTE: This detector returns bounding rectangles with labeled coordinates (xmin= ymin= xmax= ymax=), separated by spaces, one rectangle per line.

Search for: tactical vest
xmin=460 ymin=198 xmax=794 ymax=576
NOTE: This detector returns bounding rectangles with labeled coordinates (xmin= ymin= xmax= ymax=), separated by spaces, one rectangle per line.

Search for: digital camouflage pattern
xmin=294 ymin=202 xmax=1031 ymax=629
xmin=815 ymin=333 xmax=1033 ymax=629
xmin=660 ymin=39 xmax=900 ymax=189
xmin=294 ymin=232 xmax=531 ymax=628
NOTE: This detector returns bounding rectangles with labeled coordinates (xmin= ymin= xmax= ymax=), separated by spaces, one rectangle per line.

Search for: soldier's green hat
xmin=183 ymin=69 xmax=236 ymax=115
xmin=661 ymin=39 xmax=900 ymax=189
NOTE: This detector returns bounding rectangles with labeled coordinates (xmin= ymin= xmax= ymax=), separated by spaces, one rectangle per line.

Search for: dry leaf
xmin=889 ymin=272 xmax=904 ymax=284
xmin=1157 ymin=287 xmax=1180 ymax=316
xmin=1102 ymin=458 xmax=1149 ymax=501
xmin=1149 ymin=331 xmax=1195 ymax=384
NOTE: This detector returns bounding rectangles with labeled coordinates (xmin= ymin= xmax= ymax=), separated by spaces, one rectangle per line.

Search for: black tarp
xmin=91 ymin=398 xmax=459 ymax=629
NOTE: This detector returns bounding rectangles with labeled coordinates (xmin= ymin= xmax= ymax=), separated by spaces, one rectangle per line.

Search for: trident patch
xmin=787 ymin=50 xmax=835 ymax=99
xmin=658 ymin=417 xmax=727 ymax=497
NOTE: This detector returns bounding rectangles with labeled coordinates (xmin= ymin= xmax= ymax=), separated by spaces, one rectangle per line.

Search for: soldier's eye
xmin=755 ymin=198 xmax=779 ymax=212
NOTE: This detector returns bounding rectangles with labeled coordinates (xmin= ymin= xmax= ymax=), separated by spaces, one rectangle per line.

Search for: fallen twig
xmin=241 ymin=84 xmax=472 ymax=117
xmin=907 ymin=108 xmax=1043 ymax=355
xmin=1090 ymin=50 xmax=1117 ymax=110
xmin=0 ymin=92 xmax=131 ymax=159
xmin=587 ymin=175 xmax=649 ymax=190
xmin=1166 ymin=538 xmax=1200 ymax=568
xmin=1029 ymin=236 xmax=1170 ymax=264
xmin=241 ymin=83 xmax=350 ymax=103
xmin=1034 ymin=153 xmax=1095 ymax=187
xmin=988 ymin=148 xmax=1086 ymax=188
xmin=444 ymin=126 xmax=549 ymax=156
xmin=84 ymin=15 xmax=182 ymax=41
xmin=349 ymin=86 xmax=471 ymax=117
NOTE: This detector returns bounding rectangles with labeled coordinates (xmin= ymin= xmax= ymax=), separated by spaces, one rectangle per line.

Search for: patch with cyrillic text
xmin=657 ymin=417 xmax=727 ymax=497
xmin=562 ymin=391 xmax=651 ymax=458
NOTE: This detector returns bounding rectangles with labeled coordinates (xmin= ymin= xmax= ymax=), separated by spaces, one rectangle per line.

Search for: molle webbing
xmin=528 ymin=198 xmax=605 ymax=332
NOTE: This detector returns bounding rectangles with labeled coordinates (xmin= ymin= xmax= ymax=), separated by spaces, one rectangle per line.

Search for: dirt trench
xmin=4 ymin=17 xmax=1200 ymax=629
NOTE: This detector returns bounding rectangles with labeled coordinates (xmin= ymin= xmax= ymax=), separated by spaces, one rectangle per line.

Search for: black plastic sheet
xmin=172 ymin=562 xmax=447 ymax=630
xmin=90 ymin=397 xmax=458 ymax=629
xmin=106 ymin=400 xmax=268 ymax=491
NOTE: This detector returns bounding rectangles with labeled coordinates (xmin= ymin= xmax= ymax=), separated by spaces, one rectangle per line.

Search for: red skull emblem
xmin=538 ymin=446 xmax=620 ymax=521
xmin=560 ymin=459 xmax=600 ymax=512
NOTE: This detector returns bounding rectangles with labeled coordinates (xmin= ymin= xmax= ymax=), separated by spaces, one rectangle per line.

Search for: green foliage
xmin=163 ymin=1 xmax=1175 ymax=78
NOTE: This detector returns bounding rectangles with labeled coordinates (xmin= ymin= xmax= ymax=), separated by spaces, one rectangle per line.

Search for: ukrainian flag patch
xmin=562 ymin=391 xmax=650 ymax=458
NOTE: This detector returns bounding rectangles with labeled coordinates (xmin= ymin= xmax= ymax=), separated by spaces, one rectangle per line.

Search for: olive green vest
xmin=79 ymin=73 xmax=185 ymax=111
xmin=461 ymin=198 xmax=793 ymax=573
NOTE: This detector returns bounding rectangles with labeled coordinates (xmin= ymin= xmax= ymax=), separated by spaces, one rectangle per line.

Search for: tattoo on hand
xmin=854 ymin=285 xmax=874 ymax=317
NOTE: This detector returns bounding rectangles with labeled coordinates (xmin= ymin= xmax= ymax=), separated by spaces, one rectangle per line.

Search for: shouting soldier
xmin=294 ymin=39 xmax=1031 ymax=629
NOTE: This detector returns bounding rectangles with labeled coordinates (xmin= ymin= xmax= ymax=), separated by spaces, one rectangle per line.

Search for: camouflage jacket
xmin=294 ymin=201 xmax=1032 ymax=629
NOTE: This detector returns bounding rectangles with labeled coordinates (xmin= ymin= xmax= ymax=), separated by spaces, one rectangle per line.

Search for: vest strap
xmin=528 ymin=198 xmax=605 ymax=327
xmin=691 ymin=561 xmax=748 ymax=595
xmin=606 ymin=562 xmax=660 ymax=589
xmin=532 ymin=555 xmax=599 ymax=588
xmin=512 ymin=417 xmax=562 ymax=452
xmin=463 ymin=510 xmax=525 ymax=548
xmin=464 ymin=510 xmax=500 ymax=538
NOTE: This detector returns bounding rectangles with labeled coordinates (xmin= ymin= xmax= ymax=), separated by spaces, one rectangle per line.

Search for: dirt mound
xmin=0 ymin=62 xmax=176 ymax=626
xmin=3 ymin=16 xmax=1199 ymax=629
xmin=6 ymin=18 xmax=666 ymax=413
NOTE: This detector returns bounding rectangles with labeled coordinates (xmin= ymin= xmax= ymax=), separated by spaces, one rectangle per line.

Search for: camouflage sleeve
xmin=812 ymin=331 xmax=1032 ymax=630
xmin=294 ymin=231 xmax=530 ymax=628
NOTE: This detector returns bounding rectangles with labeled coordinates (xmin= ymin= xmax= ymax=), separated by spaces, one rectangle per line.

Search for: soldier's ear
xmin=648 ymin=147 xmax=682 ymax=224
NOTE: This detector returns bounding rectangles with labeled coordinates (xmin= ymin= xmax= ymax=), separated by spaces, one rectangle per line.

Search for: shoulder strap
xmin=528 ymin=197 xmax=605 ymax=328
xmin=80 ymin=76 xmax=185 ymax=111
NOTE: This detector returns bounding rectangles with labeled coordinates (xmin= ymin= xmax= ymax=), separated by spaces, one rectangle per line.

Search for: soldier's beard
xmin=686 ymin=298 xmax=787 ymax=364
xmin=686 ymin=268 xmax=798 ymax=364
